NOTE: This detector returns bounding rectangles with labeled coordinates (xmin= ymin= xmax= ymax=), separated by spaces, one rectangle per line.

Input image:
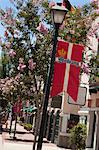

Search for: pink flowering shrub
xmin=36 ymin=22 xmax=48 ymax=34
xmin=17 ymin=58 xmax=26 ymax=72
xmin=5 ymin=42 xmax=11 ymax=49
xmin=81 ymin=63 xmax=90 ymax=74
xmin=28 ymin=58 xmax=36 ymax=71
xmin=19 ymin=58 xmax=24 ymax=64
xmin=49 ymin=1 xmax=56 ymax=8
xmin=9 ymin=49 xmax=16 ymax=57
xmin=17 ymin=64 xmax=26 ymax=72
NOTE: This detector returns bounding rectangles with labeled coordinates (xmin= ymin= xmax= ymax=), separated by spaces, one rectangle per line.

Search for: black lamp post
xmin=95 ymin=30 xmax=99 ymax=54
xmin=36 ymin=5 xmax=68 ymax=150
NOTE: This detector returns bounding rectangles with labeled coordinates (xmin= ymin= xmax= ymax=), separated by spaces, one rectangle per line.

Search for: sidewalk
xmin=3 ymin=120 xmax=48 ymax=143
xmin=1 ymin=120 xmax=69 ymax=149
xmin=0 ymin=134 xmax=69 ymax=150
xmin=0 ymin=137 xmax=68 ymax=150
xmin=3 ymin=120 xmax=29 ymax=133
xmin=1 ymin=121 xmax=93 ymax=150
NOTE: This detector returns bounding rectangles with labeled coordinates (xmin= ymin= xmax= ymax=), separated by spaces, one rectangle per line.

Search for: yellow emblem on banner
xmin=58 ymin=48 xmax=66 ymax=58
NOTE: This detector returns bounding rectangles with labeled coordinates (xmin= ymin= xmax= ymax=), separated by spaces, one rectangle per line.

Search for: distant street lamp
xmin=36 ymin=5 xmax=68 ymax=150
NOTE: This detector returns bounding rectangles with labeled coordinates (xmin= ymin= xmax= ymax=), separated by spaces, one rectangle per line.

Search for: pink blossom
xmin=81 ymin=63 xmax=90 ymax=74
xmin=6 ymin=19 xmax=16 ymax=26
xmin=49 ymin=1 xmax=56 ymax=8
xmin=9 ymin=0 xmax=14 ymax=3
xmin=17 ymin=64 xmax=26 ymax=72
xmin=4 ymin=13 xmax=9 ymax=19
xmin=19 ymin=58 xmax=24 ymax=64
xmin=78 ymin=5 xmax=81 ymax=9
xmin=9 ymin=49 xmax=16 ymax=57
xmin=6 ymin=8 xmax=12 ymax=15
xmin=7 ymin=19 xmax=13 ymax=25
xmin=5 ymin=42 xmax=11 ymax=49
xmin=65 ymin=35 xmax=71 ymax=41
xmin=12 ymin=19 xmax=16 ymax=26
xmin=0 ymin=16 xmax=4 ymax=20
xmin=93 ymin=9 xmax=99 ymax=14
xmin=14 ymin=30 xmax=19 ymax=35
xmin=59 ymin=23 xmax=65 ymax=30
xmin=70 ymin=30 xmax=75 ymax=34
xmin=18 ymin=58 xmax=26 ymax=71
xmin=85 ymin=55 xmax=89 ymax=61
xmin=28 ymin=58 xmax=36 ymax=70
xmin=4 ymin=31 xmax=8 ymax=37
xmin=36 ymin=22 xmax=48 ymax=34
xmin=91 ymin=0 xmax=98 ymax=3
xmin=15 ymin=74 xmax=20 ymax=81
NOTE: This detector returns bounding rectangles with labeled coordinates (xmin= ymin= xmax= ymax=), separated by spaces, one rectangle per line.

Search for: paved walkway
xmin=3 ymin=120 xmax=48 ymax=143
xmin=1 ymin=120 xmax=67 ymax=149
xmin=0 ymin=135 xmax=94 ymax=150
xmin=0 ymin=134 xmax=68 ymax=150
xmin=3 ymin=120 xmax=29 ymax=133
xmin=1 ymin=120 xmax=93 ymax=150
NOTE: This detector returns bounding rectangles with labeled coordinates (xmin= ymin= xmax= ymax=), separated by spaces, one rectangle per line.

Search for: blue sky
xmin=0 ymin=0 xmax=13 ymax=9
xmin=55 ymin=0 xmax=91 ymax=6
xmin=0 ymin=0 xmax=91 ymax=9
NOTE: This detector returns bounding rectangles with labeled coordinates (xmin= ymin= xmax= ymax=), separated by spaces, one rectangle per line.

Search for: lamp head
xmin=51 ymin=5 xmax=68 ymax=26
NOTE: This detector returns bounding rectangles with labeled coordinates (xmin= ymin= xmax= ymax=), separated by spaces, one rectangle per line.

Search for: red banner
xmin=13 ymin=101 xmax=22 ymax=113
xmin=50 ymin=40 xmax=84 ymax=102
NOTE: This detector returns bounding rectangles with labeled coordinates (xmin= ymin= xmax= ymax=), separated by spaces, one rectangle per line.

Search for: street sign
xmin=68 ymin=87 xmax=87 ymax=106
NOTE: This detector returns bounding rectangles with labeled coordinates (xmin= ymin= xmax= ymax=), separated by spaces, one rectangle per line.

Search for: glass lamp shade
xmin=51 ymin=5 xmax=68 ymax=25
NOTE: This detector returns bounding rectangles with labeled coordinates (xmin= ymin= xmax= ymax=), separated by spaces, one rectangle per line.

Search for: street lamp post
xmin=95 ymin=30 xmax=99 ymax=54
xmin=36 ymin=5 xmax=68 ymax=150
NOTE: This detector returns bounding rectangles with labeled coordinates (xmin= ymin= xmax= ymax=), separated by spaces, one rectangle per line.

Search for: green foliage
xmin=60 ymin=3 xmax=98 ymax=45
xmin=89 ymin=54 xmax=99 ymax=82
xmin=69 ymin=123 xmax=87 ymax=150
xmin=0 ymin=0 xmax=52 ymax=105
xmin=23 ymin=123 xmax=32 ymax=131
xmin=0 ymin=97 xmax=8 ymax=109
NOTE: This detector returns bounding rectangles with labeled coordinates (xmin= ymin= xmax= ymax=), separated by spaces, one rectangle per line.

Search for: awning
xmin=23 ymin=106 xmax=37 ymax=113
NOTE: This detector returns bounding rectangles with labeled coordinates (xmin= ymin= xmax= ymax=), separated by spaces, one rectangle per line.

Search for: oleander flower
xmin=36 ymin=22 xmax=48 ymax=34
xmin=28 ymin=58 xmax=36 ymax=71
xmin=9 ymin=49 xmax=16 ymax=57
xmin=17 ymin=63 xmax=26 ymax=72
xmin=4 ymin=31 xmax=8 ymax=37
xmin=81 ymin=63 xmax=90 ymax=74
xmin=5 ymin=42 xmax=11 ymax=48
xmin=6 ymin=8 xmax=12 ymax=15
xmin=60 ymin=23 xmax=65 ymax=30
xmin=49 ymin=1 xmax=56 ymax=8
xmin=4 ymin=13 xmax=9 ymax=19
xmin=19 ymin=58 xmax=24 ymax=64
xmin=15 ymin=74 xmax=20 ymax=81
xmin=9 ymin=0 xmax=14 ymax=4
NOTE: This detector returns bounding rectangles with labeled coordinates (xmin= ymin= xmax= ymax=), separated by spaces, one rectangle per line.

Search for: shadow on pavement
xmin=3 ymin=128 xmax=33 ymax=134
xmin=5 ymin=137 xmax=49 ymax=143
